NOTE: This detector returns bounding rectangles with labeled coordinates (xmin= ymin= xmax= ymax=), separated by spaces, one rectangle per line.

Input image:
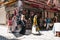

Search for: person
xmin=32 ymin=15 xmax=40 ymax=35
xmin=53 ymin=16 xmax=57 ymax=23
xmin=30 ymin=11 xmax=35 ymax=26
xmin=40 ymin=18 xmax=44 ymax=29
xmin=19 ymin=14 xmax=26 ymax=35
xmin=8 ymin=17 xmax=12 ymax=33
xmin=14 ymin=8 xmax=18 ymax=16
xmin=46 ymin=17 xmax=51 ymax=30
xmin=12 ymin=15 xmax=17 ymax=33
xmin=6 ymin=11 xmax=11 ymax=24
xmin=16 ymin=13 xmax=21 ymax=32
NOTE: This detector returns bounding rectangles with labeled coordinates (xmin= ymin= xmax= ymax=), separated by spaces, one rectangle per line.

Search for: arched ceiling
xmin=24 ymin=0 xmax=60 ymax=12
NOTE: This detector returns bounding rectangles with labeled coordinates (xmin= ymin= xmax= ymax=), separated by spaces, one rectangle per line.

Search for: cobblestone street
xmin=0 ymin=25 xmax=60 ymax=40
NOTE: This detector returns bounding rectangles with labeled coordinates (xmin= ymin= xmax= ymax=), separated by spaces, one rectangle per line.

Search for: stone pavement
xmin=0 ymin=25 xmax=16 ymax=40
xmin=0 ymin=25 xmax=60 ymax=40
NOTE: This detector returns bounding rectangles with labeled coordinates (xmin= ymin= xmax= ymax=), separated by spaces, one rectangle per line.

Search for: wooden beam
xmin=4 ymin=0 xmax=16 ymax=5
xmin=0 ymin=0 xmax=17 ymax=6
xmin=0 ymin=2 xmax=4 ymax=5
xmin=24 ymin=0 xmax=60 ymax=12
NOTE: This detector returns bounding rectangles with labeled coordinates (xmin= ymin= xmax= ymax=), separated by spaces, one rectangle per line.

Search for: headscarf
xmin=33 ymin=15 xmax=37 ymax=25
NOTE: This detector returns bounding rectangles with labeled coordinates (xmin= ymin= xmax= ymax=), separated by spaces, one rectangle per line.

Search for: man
xmin=46 ymin=17 xmax=51 ymax=30
xmin=19 ymin=14 xmax=26 ymax=35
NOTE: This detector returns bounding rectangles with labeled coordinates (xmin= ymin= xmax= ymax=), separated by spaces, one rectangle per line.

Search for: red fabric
xmin=14 ymin=10 xmax=16 ymax=16
xmin=8 ymin=20 xmax=12 ymax=26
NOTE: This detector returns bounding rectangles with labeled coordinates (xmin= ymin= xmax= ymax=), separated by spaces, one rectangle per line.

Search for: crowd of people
xmin=6 ymin=0 xmax=58 ymax=35
xmin=7 ymin=9 xmax=58 ymax=35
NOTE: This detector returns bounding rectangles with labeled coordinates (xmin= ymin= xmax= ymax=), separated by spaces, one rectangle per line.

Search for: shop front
xmin=22 ymin=0 xmax=60 ymax=29
xmin=23 ymin=0 xmax=59 ymax=19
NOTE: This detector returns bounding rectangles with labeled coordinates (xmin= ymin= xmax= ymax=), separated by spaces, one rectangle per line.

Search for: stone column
xmin=45 ymin=10 xmax=47 ymax=18
xmin=0 ymin=0 xmax=7 ymax=24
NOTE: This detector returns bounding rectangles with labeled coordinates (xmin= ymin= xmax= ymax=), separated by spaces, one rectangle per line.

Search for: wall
xmin=0 ymin=6 xmax=6 ymax=24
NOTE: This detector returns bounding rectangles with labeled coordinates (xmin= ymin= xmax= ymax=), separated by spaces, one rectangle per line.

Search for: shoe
xmin=11 ymin=31 xmax=16 ymax=33
xmin=19 ymin=33 xmax=25 ymax=35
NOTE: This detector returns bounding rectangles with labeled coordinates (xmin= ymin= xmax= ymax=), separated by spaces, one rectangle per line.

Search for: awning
xmin=23 ymin=0 xmax=60 ymax=12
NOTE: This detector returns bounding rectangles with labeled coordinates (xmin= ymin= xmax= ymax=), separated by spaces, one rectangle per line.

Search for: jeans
xmin=46 ymin=23 xmax=50 ymax=29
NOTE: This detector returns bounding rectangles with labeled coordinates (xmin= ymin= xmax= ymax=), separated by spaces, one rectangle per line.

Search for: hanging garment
xmin=47 ymin=0 xmax=53 ymax=6
xmin=17 ymin=0 xmax=23 ymax=11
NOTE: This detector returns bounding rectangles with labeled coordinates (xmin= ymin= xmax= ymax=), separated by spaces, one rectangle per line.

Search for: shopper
xmin=19 ymin=14 xmax=26 ymax=35
xmin=8 ymin=17 xmax=13 ymax=33
xmin=46 ymin=17 xmax=51 ymax=30
xmin=12 ymin=15 xmax=17 ymax=33
xmin=32 ymin=15 xmax=40 ymax=35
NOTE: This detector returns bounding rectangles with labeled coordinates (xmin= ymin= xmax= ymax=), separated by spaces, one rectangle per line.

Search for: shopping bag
xmin=36 ymin=25 xmax=40 ymax=31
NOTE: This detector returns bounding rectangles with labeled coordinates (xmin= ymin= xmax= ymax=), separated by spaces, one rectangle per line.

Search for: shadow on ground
xmin=0 ymin=36 xmax=8 ymax=40
xmin=0 ymin=36 xmax=19 ymax=40
xmin=8 ymin=39 xmax=20 ymax=40
xmin=12 ymin=33 xmax=23 ymax=37
xmin=11 ymin=30 xmax=32 ymax=37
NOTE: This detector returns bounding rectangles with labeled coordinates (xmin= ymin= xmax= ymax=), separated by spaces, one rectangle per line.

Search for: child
xmin=8 ymin=17 xmax=12 ymax=33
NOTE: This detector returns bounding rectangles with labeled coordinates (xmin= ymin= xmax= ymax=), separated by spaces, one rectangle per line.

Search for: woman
xmin=12 ymin=16 xmax=17 ymax=33
xmin=32 ymin=15 xmax=40 ymax=34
